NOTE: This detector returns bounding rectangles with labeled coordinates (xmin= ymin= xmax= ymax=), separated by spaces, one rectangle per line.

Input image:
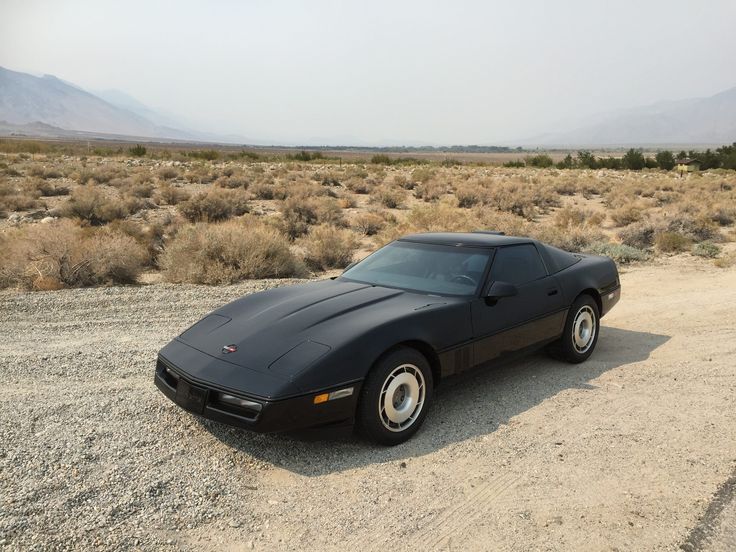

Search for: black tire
xmin=357 ymin=347 xmax=433 ymax=446
xmin=550 ymin=294 xmax=600 ymax=364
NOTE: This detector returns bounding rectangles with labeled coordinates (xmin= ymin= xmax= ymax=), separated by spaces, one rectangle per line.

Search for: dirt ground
xmin=1 ymin=255 xmax=735 ymax=551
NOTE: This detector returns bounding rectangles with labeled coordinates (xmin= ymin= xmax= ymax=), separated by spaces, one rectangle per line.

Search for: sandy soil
xmin=1 ymin=256 xmax=735 ymax=551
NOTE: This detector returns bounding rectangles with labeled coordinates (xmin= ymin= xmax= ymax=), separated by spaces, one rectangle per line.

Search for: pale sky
xmin=1 ymin=0 xmax=735 ymax=145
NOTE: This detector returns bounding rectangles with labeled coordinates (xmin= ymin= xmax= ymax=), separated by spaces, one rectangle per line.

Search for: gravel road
xmin=1 ymin=257 xmax=735 ymax=551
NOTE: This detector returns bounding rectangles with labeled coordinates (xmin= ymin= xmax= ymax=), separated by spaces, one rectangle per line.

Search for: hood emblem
xmin=222 ymin=344 xmax=238 ymax=354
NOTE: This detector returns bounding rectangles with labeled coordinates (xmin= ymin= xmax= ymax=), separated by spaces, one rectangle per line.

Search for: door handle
xmin=547 ymin=288 xmax=558 ymax=296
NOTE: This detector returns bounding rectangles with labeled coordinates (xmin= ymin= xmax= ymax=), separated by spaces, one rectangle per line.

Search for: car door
xmin=470 ymin=243 xmax=567 ymax=367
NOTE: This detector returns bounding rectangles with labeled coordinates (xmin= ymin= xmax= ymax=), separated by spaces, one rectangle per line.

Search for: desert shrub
xmin=157 ymin=183 xmax=190 ymax=205
xmin=177 ymin=189 xmax=249 ymax=222
xmin=372 ymin=186 xmax=404 ymax=208
xmin=129 ymin=144 xmax=147 ymax=157
xmin=82 ymin=167 xmax=123 ymax=185
xmin=0 ymin=180 xmax=41 ymax=213
xmin=157 ymin=167 xmax=180 ymax=181
xmin=707 ymin=205 xmax=736 ymax=226
xmin=371 ymin=154 xmax=392 ymax=165
xmin=586 ymin=243 xmax=649 ymax=264
xmin=411 ymin=167 xmax=435 ymax=184
xmin=29 ymin=177 xmax=69 ymax=196
xmin=553 ymin=179 xmax=578 ymax=195
xmin=667 ymin=215 xmax=718 ymax=242
xmin=344 ymin=177 xmax=374 ymax=195
xmin=0 ymin=220 xmax=147 ymax=289
xmin=352 ymin=212 xmax=385 ymax=236
xmin=279 ymin=196 xmax=344 ymax=239
xmin=553 ymin=206 xmax=604 ymax=228
xmin=215 ymin=174 xmax=250 ymax=189
xmin=714 ymin=253 xmax=736 ymax=269
xmin=28 ymin=165 xmax=63 ymax=179
xmin=455 ymin=184 xmax=485 ymax=208
xmin=654 ymin=231 xmax=690 ymax=252
xmin=530 ymin=225 xmax=606 ymax=253
xmin=414 ymin=180 xmax=448 ymax=202
xmin=61 ymin=185 xmax=139 ymax=225
xmin=610 ymin=205 xmax=643 ymax=226
xmin=300 ymin=225 xmax=358 ymax=270
xmin=160 ymin=221 xmax=305 ymax=283
xmin=691 ymin=241 xmax=721 ymax=258
xmin=618 ymin=221 xmax=658 ymax=249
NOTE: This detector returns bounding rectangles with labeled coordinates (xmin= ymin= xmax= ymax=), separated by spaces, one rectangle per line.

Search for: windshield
xmin=340 ymin=241 xmax=492 ymax=296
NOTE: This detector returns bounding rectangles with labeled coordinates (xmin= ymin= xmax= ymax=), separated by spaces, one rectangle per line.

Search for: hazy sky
xmin=1 ymin=0 xmax=735 ymax=145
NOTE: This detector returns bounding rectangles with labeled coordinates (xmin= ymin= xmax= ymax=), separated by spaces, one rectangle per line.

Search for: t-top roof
xmin=398 ymin=232 xmax=533 ymax=248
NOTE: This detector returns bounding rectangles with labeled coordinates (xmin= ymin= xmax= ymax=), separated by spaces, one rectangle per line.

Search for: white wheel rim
xmin=572 ymin=305 xmax=596 ymax=353
xmin=379 ymin=364 xmax=426 ymax=432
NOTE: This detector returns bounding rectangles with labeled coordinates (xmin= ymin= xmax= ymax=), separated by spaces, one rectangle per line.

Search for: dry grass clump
xmin=177 ymin=189 xmax=249 ymax=222
xmin=29 ymin=177 xmax=69 ymax=197
xmin=371 ymin=186 xmax=405 ymax=209
xmin=530 ymin=225 xmax=607 ymax=253
xmin=344 ymin=176 xmax=375 ymax=195
xmin=352 ymin=211 xmax=386 ymax=236
xmin=553 ymin=206 xmax=605 ymax=229
xmin=61 ymin=185 xmax=141 ymax=225
xmin=414 ymin=180 xmax=449 ymax=202
xmin=0 ymin=180 xmax=41 ymax=215
xmin=0 ymin=220 xmax=147 ymax=289
xmin=250 ymin=181 xmax=288 ymax=200
xmin=610 ymin=204 xmax=644 ymax=226
xmin=157 ymin=183 xmax=190 ymax=206
xmin=28 ymin=164 xmax=63 ymax=180
xmin=455 ymin=183 xmax=486 ymax=208
xmin=160 ymin=220 xmax=305 ymax=284
xmin=618 ymin=221 xmax=659 ymax=249
xmin=157 ymin=167 xmax=180 ymax=181
xmin=279 ymin=195 xmax=344 ymax=239
xmin=654 ymin=231 xmax=691 ymax=253
xmin=73 ymin=166 xmax=124 ymax=185
xmin=666 ymin=213 xmax=718 ymax=242
xmin=300 ymin=225 xmax=358 ymax=270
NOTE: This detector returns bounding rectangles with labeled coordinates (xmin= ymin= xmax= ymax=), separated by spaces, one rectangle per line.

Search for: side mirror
xmin=485 ymin=281 xmax=518 ymax=300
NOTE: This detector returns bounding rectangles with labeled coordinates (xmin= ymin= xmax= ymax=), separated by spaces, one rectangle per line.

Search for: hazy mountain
xmin=527 ymin=87 xmax=736 ymax=147
xmin=0 ymin=66 xmax=198 ymax=141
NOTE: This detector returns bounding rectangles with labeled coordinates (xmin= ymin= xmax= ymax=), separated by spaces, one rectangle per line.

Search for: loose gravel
xmin=1 ymin=258 xmax=735 ymax=551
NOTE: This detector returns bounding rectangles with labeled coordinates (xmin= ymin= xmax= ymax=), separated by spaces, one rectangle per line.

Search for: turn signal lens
xmin=314 ymin=387 xmax=354 ymax=405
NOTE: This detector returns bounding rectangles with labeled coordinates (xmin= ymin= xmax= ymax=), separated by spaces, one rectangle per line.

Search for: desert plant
xmin=157 ymin=183 xmax=190 ymax=205
xmin=586 ymin=243 xmax=649 ymax=263
xmin=372 ymin=186 xmax=404 ymax=209
xmin=129 ymin=144 xmax=147 ymax=157
xmin=177 ymin=189 xmax=249 ymax=222
xmin=654 ymin=231 xmax=690 ymax=252
xmin=279 ymin=196 xmax=344 ymax=239
xmin=300 ymin=225 xmax=358 ymax=270
xmin=0 ymin=220 xmax=147 ymax=289
xmin=160 ymin=220 xmax=305 ymax=283
xmin=352 ymin=212 xmax=385 ymax=236
xmin=61 ymin=186 xmax=139 ymax=225
xmin=610 ymin=205 xmax=643 ymax=226
xmin=691 ymin=242 xmax=720 ymax=258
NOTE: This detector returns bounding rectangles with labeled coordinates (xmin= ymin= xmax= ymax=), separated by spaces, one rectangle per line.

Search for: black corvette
xmin=155 ymin=232 xmax=620 ymax=444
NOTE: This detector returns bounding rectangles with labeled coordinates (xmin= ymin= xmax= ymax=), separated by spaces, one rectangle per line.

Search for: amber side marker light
xmin=313 ymin=387 xmax=354 ymax=405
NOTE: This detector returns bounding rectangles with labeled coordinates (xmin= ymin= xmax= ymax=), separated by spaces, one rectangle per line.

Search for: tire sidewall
xmin=357 ymin=347 xmax=433 ymax=446
xmin=562 ymin=295 xmax=600 ymax=363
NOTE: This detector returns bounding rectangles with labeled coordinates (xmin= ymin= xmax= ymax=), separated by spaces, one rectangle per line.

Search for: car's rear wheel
xmin=357 ymin=347 xmax=433 ymax=445
xmin=551 ymin=294 xmax=600 ymax=363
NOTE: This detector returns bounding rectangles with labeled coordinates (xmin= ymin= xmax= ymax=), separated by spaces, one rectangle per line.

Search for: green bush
xmin=691 ymin=242 xmax=720 ymax=258
xmin=654 ymin=231 xmax=690 ymax=252
xmin=129 ymin=144 xmax=147 ymax=157
xmin=587 ymin=243 xmax=649 ymax=263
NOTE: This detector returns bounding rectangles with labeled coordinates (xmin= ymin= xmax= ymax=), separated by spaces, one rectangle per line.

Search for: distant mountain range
xmin=1 ymin=65 xmax=734 ymax=147
xmin=525 ymin=87 xmax=736 ymax=147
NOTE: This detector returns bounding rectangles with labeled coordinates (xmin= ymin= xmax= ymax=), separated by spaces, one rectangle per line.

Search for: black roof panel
xmin=398 ymin=232 xmax=533 ymax=248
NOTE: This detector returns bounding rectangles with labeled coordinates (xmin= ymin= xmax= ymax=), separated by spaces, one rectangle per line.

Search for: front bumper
xmin=154 ymin=354 xmax=360 ymax=435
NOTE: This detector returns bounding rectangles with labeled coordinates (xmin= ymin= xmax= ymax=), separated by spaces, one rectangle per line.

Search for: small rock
xmin=400 ymin=462 xmax=407 ymax=468
xmin=228 ymin=520 xmax=241 ymax=528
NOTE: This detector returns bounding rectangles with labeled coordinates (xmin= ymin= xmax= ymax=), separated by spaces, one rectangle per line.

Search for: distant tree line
xmin=504 ymin=143 xmax=736 ymax=171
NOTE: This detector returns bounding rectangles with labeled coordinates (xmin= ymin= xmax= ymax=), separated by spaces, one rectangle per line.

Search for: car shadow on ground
xmin=197 ymin=326 xmax=670 ymax=476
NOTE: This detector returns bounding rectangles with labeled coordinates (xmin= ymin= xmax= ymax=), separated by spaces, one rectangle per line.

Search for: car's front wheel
xmin=551 ymin=294 xmax=600 ymax=363
xmin=357 ymin=347 xmax=433 ymax=445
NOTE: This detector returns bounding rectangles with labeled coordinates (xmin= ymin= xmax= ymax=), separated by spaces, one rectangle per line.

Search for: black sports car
xmin=155 ymin=232 xmax=620 ymax=444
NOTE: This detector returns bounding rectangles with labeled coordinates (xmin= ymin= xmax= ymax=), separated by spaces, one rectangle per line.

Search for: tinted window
xmin=340 ymin=241 xmax=491 ymax=296
xmin=489 ymin=244 xmax=547 ymax=286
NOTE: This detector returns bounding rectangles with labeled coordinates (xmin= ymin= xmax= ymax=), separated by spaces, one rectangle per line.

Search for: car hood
xmin=176 ymin=279 xmax=454 ymax=375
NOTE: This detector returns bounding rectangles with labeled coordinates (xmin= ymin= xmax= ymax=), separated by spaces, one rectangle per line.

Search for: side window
xmin=489 ymin=245 xmax=547 ymax=286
